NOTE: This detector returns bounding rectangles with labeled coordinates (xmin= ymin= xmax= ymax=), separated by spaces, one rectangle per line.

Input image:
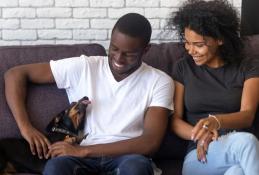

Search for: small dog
xmin=46 ymin=96 xmax=90 ymax=143
xmin=0 ymin=96 xmax=90 ymax=174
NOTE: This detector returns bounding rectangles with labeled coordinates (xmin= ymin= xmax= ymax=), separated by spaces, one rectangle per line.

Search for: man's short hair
xmin=112 ymin=13 xmax=152 ymax=46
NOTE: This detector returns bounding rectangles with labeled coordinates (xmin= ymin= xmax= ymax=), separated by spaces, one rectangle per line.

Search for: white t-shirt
xmin=50 ymin=55 xmax=174 ymax=146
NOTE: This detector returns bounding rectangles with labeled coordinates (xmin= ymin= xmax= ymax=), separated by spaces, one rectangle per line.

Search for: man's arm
xmin=4 ymin=63 xmax=55 ymax=159
xmin=48 ymin=106 xmax=170 ymax=158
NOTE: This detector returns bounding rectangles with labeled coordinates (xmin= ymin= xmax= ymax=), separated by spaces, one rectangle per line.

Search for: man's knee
xmin=117 ymin=154 xmax=153 ymax=175
xmin=43 ymin=156 xmax=73 ymax=175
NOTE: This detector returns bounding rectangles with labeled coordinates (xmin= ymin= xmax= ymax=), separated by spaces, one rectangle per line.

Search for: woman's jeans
xmin=43 ymin=154 xmax=154 ymax=175
xmin=183 ymin=132 xmax=259 ymax=175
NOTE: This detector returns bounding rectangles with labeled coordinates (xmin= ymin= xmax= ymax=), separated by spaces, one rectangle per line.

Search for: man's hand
xmin=47 ymin=141 xmax=85 ymax=158
xmin=21 ymin=125 xmax=50 ymax=159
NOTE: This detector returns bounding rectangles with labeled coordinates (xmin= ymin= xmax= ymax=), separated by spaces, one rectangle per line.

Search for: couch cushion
xmin=243 ymin=34 xmax=259 ymax=58
xmin=152 ymin=115 xmax=187 ymax=160
xmin=142 ymin=42 xmax=186 ymax=77
xmin=155 ymin=159 xmax=182 ymax=175
xmin=242 ymin=35 xmax=259 ymax=138
xmin=0 ymin=44 xmax=106 ymax=139
xmin=153 ymin=132 xmax=187 ymax=160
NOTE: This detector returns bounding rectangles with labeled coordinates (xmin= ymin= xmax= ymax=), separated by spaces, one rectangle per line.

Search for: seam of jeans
xmin=73 ymin=165 xmax=81 ymax=175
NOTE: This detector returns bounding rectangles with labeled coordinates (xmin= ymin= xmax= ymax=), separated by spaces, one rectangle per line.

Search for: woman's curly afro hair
xmin=168 ymin=0 xmax=244 ymax=64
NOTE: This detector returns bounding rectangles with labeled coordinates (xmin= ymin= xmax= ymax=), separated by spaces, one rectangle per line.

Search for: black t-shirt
xmin=172 ymin=55 xmax=259 ymax=152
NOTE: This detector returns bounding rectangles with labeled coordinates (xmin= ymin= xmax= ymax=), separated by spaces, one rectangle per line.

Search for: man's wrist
xmin=81 ymin=145 xmax=93 ymax=157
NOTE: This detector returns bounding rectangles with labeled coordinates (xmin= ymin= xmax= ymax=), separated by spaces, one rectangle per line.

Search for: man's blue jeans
xmin=43 ymin=154 xmax=154 ymax=175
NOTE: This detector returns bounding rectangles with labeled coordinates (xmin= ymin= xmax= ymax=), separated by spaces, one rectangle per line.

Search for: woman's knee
xmin=232 ymin=132 xmax=258 ymax=147
xmin=224 ymin=165 xmax=244 ymax=175
xmin=226 ymin=132 xmax=259 ymax=155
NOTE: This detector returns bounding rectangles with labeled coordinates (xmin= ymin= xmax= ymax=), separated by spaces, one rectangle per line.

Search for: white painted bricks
xmin=0 ymin=0 xmax=241 ymax=49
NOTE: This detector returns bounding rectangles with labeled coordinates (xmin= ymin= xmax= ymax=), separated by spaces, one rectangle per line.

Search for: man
xmin=4 ymin=13 xmax=174 ymax=175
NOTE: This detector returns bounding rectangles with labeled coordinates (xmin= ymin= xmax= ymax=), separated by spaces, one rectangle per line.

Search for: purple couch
xmin=1 ymin=35 xmax=259 ymax=175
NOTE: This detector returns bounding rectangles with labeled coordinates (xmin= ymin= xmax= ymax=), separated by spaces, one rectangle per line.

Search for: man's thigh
xmin=106 ymin=154 xmax=153 ymax=175
xmin=43 ymin=156 xmax=102 ymax=175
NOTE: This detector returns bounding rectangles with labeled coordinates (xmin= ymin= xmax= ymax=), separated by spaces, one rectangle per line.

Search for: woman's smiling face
xmin=184 ymin=27 xmax=224 ymax=68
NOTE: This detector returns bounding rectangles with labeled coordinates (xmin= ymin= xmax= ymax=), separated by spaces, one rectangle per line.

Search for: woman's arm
xmin=171 ymin=81 xmax=194 ymax=140
xmin=172 ymin=80 xmax=217 ymax=163
xmin=218 ymin=77 xmax=259 ymax=128
xmin=192 ymin=77 xmax=259 ymax=141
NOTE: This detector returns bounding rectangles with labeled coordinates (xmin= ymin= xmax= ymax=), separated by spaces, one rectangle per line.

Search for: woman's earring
xmin=218 ymin=40 xmax=223 ymax=45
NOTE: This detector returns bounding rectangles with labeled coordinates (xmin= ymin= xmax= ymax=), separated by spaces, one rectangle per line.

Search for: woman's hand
xmin=21 ymin=125 xmax=50 ymax=159
xmin=191 ymin=117 xmax=219 ymax=142
xmin=196 ymin=131 xmax=214 ymax=163
xmin=192 ymin=116 xmax=220 ymax=162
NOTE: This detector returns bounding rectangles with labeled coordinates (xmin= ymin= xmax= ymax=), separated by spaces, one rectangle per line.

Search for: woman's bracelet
xmin=208 ymin=114 xmax=221 ymax=130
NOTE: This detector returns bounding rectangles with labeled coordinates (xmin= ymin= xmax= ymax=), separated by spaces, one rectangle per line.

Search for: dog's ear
xmin=45 ymin=108 xmax=66 ymax=133
xmin=46 ymin=115 xmax=62 ymax=133
xmin=70 ymin=102 xmax=77 ymax=107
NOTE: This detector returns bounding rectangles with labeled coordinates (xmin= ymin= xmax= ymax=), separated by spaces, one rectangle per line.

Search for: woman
xmin=168 ymin=0 xmax=259 ymax=175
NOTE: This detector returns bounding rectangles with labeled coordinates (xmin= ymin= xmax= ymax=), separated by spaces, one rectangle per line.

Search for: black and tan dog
xmin=0 ymin=96 xmax=90 ymax=174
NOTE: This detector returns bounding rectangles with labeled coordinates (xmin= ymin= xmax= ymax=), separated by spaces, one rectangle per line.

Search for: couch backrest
xmin=243 ymin=35 xmax=259 ymax=139
xmin=142 ymin=42 xmax=186 ymax=76
xmin=0 ymin=44 xmax=106 ymax=139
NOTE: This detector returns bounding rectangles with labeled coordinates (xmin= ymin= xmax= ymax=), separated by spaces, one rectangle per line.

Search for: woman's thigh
xmin=182 ymin=132 xmax=259 ymax=175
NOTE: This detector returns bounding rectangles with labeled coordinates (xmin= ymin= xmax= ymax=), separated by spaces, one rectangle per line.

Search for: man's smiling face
xmin=108 ymin=29 xmax=146 ymax=81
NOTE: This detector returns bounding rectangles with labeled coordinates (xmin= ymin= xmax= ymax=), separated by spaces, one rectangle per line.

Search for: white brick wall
xmin=0 ymin=0 xmax=241 ymax=49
